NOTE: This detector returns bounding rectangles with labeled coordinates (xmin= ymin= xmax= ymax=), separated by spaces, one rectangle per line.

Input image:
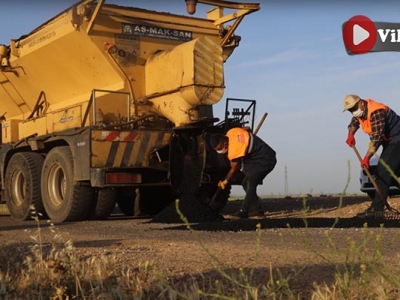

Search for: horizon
xmin=0 ymin=0 xmax=399 ymax=196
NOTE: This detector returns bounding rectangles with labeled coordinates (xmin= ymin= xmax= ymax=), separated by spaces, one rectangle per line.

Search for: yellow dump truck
xmin=0 ymin=0 xmax=260 ymax=223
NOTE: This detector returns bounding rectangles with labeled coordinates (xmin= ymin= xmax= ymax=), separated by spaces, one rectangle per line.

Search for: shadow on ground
xmin=155 ymin=196 xmax=400 ymax=230
xmin=162 ymin=217 xmax=400 ymax=231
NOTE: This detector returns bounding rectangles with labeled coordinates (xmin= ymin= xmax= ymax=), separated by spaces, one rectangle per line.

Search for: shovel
xmin=352 ymin=145 xmax=395 ymax=211
xmin=208 ymin=186 xmax=222 ymax=210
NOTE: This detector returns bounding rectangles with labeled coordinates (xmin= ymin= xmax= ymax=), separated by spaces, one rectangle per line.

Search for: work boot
xmin=356 ymin=205 xmax=384 ymax=218
xmin=231 ymin=209 xmax=249 ymax=220
xmin=248 ymin=209 xmax=265 ymax=219
xmin=216 ymin=214 xmax=227 ymax=221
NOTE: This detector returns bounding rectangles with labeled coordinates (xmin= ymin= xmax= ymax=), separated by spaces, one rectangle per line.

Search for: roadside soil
xmin=2 ymin=195 xmax=400 ymax=298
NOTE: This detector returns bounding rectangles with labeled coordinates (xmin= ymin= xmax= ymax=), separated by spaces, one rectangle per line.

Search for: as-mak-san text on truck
xmin=0 ymin=0 xmax=260 ymax=223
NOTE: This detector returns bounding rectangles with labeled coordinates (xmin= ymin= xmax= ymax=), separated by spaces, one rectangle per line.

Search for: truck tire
xmin=117 ymin=187 xmax=175 ymax=216
xmin=87 ymin=188 xmax=117 ymax=220
xmin=116 ymin=187 xmax=137 ymax=216
xmin=5 ymin=152 xmax=46 ymax=221
xmin=138 ymin=187 xmax=176 ymax=215
xmin=41 ymin=146 xmax=93 ymax=223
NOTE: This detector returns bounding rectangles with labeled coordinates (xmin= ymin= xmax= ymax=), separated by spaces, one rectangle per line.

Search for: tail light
xmin=105 ymin=173 xmax=142 ymax=184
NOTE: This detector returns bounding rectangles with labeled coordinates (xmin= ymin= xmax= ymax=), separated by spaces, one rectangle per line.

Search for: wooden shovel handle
xmin=352 ymin=145 xmax=385 ymax=201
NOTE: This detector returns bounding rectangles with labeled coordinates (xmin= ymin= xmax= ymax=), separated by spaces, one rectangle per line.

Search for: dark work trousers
xmin=373 ymin=141 xmax=400 ymax=210
xmin=241 ymin=170 xmax=271 ymax=213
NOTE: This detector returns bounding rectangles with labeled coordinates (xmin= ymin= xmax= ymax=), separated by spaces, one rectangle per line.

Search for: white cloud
xmin=234 ymin=49 xmax=311 ymax=68
xmin=328 ymin=59 xmax=400 ymax=82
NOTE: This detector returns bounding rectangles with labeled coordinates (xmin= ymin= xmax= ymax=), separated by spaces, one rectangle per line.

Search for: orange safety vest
xmin=357 ymin=99 xmax=388 ymax=135
xmin=226 ymin=127 xmax=250 ymax=161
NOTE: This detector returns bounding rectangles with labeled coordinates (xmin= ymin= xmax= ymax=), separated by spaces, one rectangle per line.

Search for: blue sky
xmin=1 ymin=1 xmax=400 ymax=196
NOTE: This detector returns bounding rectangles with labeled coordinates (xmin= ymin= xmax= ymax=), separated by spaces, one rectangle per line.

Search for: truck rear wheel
xmin=116 ymin=188 xmax=137 ymax=216
xmin=5 ymin=152 xmax=46 ymax=221
xmin=41 ymin=146 xmax=93 ymax=223
xmin=138 ymin=187 xmax=176 ymax=215
xmin=87 ymin=188 xmax=117 ymax=220
xmin=117 ymin=187 xmax=175 ymax=216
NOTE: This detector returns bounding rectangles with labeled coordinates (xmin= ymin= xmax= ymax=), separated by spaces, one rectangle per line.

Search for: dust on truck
xmin=0 ymin=0 xmax=260 ymax=223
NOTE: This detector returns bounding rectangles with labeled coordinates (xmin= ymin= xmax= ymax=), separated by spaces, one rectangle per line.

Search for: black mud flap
xmin=169 ymin=134 xmax=184 ymax=190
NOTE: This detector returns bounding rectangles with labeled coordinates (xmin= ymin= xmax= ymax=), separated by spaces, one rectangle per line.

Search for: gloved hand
xmin=361 ymin=156 xmax=370 ymax=169
xmin=346 ymin=133 xmax=356 ymax=147
xmin=218 ymin=180 xmax=229 ymax=190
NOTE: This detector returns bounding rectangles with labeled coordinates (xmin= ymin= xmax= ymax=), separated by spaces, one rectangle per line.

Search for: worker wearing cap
xmin=210 ymin=127 xmax=277 ymax=219
xmin=343 ymin=94 xmax=400 ymax=217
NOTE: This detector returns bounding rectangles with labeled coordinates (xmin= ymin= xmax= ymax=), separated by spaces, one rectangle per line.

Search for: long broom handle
xmin=253 ymin=112 xmax=268 ymax=135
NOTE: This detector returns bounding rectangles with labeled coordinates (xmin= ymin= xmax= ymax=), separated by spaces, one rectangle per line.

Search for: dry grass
xmin=2 ymin=211 xmax=400 ymax=300
xmin=1 ymin=207 xmax=400 ymax=299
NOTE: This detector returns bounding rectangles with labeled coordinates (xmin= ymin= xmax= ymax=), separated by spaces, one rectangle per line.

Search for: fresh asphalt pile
xmin=151 ymin=157 xmax=222 ymax=224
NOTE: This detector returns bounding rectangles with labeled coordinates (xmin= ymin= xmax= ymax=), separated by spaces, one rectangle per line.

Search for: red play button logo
xmin=342 ymin=15 xmax=377 ymax=54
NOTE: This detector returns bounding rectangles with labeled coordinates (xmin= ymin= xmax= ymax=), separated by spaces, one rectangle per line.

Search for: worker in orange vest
xmin=343 ymin=94 xmax=400 ymax=217
xmin=210 ymin=127 xmax=277 ymax=219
